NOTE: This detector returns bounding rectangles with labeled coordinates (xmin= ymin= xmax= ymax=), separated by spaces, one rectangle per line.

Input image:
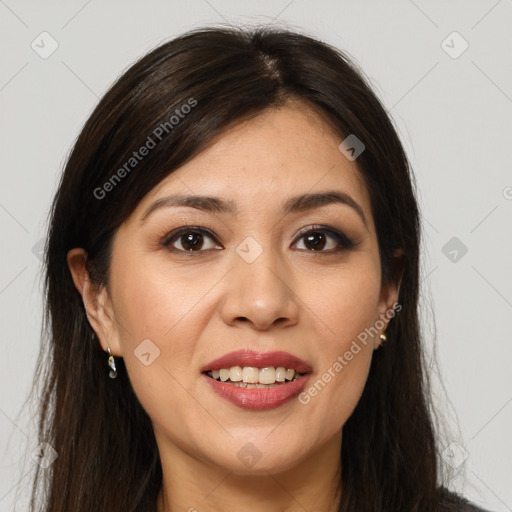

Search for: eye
xmin=162 ymin=227 xmax=222 ymax=253
xmin=161 ymin=224 xmax=355 ymax=254
xmin=293 ymin=225 xmax=354 ymax=252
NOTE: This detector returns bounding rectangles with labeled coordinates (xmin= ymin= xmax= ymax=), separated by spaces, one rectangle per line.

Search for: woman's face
xmin=86 ymin=102 xmax=399 ymax=475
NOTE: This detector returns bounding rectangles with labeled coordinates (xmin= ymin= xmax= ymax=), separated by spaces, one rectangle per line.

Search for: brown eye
xmin=302 ymin=232 xmax=329 ymax=251
xmin=163 ymin=227 xmax=221 ymax=252
xmin=178 ymin=232 xmax=206 ymax=251
xmin=293 ymin=226 xmax=355 ymax=252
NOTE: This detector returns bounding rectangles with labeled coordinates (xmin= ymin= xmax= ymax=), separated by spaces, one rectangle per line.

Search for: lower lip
xmin=202 ymin=373 xmax=310 ymax=411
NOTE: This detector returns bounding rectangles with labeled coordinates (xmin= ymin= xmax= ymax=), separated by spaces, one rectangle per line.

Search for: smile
xmin=201 ymin=349 xmax=312 ymax=410
xmin=205 ymin=366 xmax=304 ymax=386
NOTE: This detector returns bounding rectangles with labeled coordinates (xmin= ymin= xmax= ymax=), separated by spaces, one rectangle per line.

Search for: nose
xmin=220 ymin=243 xmax=300 ymax=331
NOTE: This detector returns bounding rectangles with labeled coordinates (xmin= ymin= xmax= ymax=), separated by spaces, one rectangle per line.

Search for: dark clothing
xmin=440 ymin=487 xmax=493 ymax=512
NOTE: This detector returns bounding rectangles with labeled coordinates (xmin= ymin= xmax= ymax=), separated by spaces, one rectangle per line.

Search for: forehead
xmin=134 ymin=103 xmax=372 ymax=221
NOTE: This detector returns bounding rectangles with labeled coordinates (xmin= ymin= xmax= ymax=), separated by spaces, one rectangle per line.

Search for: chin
xmin=205 ymin=438 xmax=310 ymax=476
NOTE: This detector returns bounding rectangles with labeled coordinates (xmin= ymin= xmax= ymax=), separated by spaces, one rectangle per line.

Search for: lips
xmin=200 ymin=349 xmax=312 ymax=411
xmin=200 ymin=349 xmax=312 ymax=374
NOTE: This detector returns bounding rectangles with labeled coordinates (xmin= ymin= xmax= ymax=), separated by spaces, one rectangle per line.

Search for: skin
xmin=68 ymin=101 xmax=402 ymax=512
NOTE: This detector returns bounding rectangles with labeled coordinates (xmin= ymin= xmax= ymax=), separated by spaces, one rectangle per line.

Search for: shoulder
xmin=438 ymin=487 xmax=493 ymax=512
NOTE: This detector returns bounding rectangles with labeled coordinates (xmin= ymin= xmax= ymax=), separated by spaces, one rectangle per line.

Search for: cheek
xmin=301 ymin=254 xmax=382 ymax=349
xmin=296 ymin=258 xmax=382 ymax=425
xmin=107 ymin=250 xmax=221 ymax=440
xmin=110 ymin=248 xmax=214 ymax=342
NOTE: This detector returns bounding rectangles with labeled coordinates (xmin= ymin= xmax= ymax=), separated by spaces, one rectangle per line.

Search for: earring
xmin=379 ymin=332 xmax=387 ymax=343
xmin=107 ymin=347 xmax=118 ymax=379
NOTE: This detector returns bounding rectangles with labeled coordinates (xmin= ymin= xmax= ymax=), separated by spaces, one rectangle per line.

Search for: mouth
xmin=201 ymin=350 xmax=312 ymax=410
xmin=204 ymin=366 xmax=305 ymax=388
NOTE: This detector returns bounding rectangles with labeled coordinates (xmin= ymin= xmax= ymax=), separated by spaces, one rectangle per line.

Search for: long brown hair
xmin=27 ymin=25 xmax=450 ymax=511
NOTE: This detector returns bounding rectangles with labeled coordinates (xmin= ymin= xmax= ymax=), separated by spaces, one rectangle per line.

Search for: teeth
xmin=275 ymin=367 xmax=287 ymax=382
xmin=206 ymin=366 xmax=303 ymax=384
xmin=226 ymin=382 xmax=284 ymax=389
xmin=259 ymin=367 xmax=275 ymax=385
xmin=285 ymin=368 xmax=295 ymax=381
xmin=242 ymin=366 xmax=259 ymax=383
xmin=229 ymin=366 xmax=242 ymax=382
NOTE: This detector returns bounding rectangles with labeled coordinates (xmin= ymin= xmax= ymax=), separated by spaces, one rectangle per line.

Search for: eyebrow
xmin=141 ymin=190 xmax=367 ymax=228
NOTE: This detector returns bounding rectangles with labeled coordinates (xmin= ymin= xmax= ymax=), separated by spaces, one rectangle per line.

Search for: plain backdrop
xmin=1 ymin=1 xmax=511 ymax=510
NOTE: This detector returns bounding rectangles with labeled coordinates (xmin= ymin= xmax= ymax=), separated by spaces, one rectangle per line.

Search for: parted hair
xmin=27 ymin=25 xmax=461 ymax=512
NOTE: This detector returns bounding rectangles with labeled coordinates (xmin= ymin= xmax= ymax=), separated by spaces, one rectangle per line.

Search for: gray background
xmin=1 ymin=0 xmax=511 ymax=510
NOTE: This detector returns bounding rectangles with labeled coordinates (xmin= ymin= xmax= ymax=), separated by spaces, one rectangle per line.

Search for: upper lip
xmin=201 ymin=349 xmax=312 ymax=374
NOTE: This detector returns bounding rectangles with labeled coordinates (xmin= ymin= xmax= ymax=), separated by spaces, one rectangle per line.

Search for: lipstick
xmin=201 ymin=349 xmax=312 ymax=374
xmin=201 ymin=349 xmax=312 ymax=411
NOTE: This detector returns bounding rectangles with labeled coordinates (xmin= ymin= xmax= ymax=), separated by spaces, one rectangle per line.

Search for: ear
xmin=374 ymin=249 xmax=405 ymax=350
xmin=67 ymin=248 xmax=122 ymax=356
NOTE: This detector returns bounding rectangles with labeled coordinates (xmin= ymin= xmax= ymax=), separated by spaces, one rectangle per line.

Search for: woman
xmin=28 ymin=26 xmax=491 ymax=511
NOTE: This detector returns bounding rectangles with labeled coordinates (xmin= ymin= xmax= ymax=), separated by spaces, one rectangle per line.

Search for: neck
xmin=155 ymin=431 xmax=342 ymax=512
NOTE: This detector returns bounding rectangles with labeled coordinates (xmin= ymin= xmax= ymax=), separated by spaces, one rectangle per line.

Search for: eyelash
xmin=160 ymin=224 xmax=356 ymax=255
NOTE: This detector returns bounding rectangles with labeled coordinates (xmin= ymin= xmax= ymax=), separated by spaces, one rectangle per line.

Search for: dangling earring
xmin=107 ymin=347 xmax=118 ymax=379
xmin=379 ymin=331 xmax=387 ymax=344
